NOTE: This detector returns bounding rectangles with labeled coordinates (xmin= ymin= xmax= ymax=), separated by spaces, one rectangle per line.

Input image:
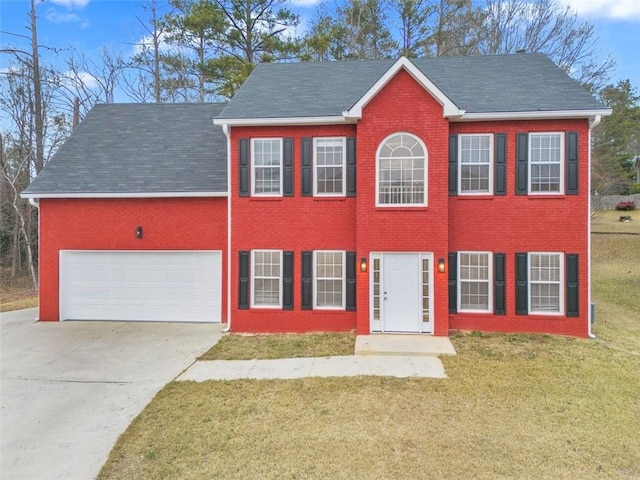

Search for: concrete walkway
xmin=178 ymin=335 xmax=456 ymax=381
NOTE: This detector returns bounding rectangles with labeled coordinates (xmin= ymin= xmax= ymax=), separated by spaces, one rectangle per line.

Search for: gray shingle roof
xmin=23 ymin=103 xmax=227 ymax=196
xmin=216 ymin=53 xmax=606 ymax=120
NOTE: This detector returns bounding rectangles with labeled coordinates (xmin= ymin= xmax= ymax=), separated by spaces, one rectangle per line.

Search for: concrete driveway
xmin=1 ymin=308 xmax=222 ymax=480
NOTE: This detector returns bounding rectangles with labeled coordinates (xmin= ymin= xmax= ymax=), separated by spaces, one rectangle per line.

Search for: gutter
xmin=587 ymin=115 xmax=602 ymax=339
xmin=222 ymin=123 xmax=232 ymax=333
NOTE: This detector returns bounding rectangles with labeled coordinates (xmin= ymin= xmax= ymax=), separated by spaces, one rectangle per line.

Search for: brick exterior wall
xmin=448 ymin=119 xmax=591 ymax=337
xmin=38 ymin=197 xmax=227 ymax=322
xmin=227 ymin=69 xmax=591 ymax=337
xmin=230 ymin=124 xmax=358 ymax=332
xmin=36 ymin=68 xmax=592 ymax=338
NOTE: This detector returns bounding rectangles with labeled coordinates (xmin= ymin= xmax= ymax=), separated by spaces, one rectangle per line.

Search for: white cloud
xmin=562 ymin=0 xmax=640 ymax=20
xmin=289 ymin=0 xmax=323 ymax=7
xmin=46 ymin=11 xmax=81 ymax=23
xmin=130 ymin=32 xmax=193 ymax=58
xmin=63 ymin=70 xmax=99 ymax=90
xmin=48 ymin=0 xmax=90 ymax=8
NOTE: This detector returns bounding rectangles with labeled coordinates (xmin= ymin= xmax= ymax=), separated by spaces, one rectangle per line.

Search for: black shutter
xmin=283 ymin=138 xmax=293 ymax=197
xmin=448 ymin=252 xmax=457 ymax=313
xmin=283 ymin=251 xmax=294 ymax=310
xmin=494 ymin=253 xmax=506 ymax=315
xmin=239 ymin=139 xmax=250 ymax=197
xmin=566 ymin=254 xmax=579 ymax=317
xmin=346 ymin=137 xmax=356 ymax=197
xmin=515 ymin=253 xmax=528 ymax=315
xmin=346 ymin=251 xmax=356 ymax=311
xmin=238 ymin=251 xmax=250 ymax=309
xmin=516 ymin=133 xmax=528 ymax=195
xmin=301 ymin=251 xmax=313 ymax=309
xmin=494 ymin=133 xmax=507 ymax=195
xmin=448 ymin=135 xmax=458 ymax=195
xmin=301 ymin=138 xmax=313 ymax=196
xmin=566 ymin=132 xmax=579 ymax=195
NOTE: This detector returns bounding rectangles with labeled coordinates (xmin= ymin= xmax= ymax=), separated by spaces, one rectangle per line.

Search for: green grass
xmin=199 ymin=331 xmax=356 ymax=360
xmin=98 ymin=232 xmax=640 ymax=480
xmin=592 ymin=208 xmax=640 ymax=234
xmin=0 ymin=297 xmax=38 ymax=312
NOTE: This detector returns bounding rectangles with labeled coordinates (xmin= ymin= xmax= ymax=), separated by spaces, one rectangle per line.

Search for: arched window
xmin=376 ymin=133 xmax=427 ymax=206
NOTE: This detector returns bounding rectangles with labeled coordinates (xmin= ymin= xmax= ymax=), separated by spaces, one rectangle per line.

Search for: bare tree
xmin=126 ymin=0 xmax=170 ymax=103
xmin=0 ymin=133 xmax=38 ymax=289
xmin=477 ymin=0 xmax=614 ymax=90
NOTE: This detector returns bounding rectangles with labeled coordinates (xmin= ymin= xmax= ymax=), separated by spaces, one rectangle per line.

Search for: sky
xmin=1 ymin=0 xmax=639 ymax=99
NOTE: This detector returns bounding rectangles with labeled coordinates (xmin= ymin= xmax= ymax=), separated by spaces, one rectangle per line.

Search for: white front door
xmin=370 ymin=253 xmax=433 ymax=333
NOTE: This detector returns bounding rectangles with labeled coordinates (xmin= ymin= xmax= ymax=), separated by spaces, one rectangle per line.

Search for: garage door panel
xmin=60 ymin=251 xmax=221 ymax=322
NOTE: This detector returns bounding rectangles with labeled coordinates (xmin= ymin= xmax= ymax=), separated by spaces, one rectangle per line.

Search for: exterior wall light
xmin=136 ymin=226 xmax=143 ymax=239
xmin=360 ymin=257 xmax=367 ymax=273
xmin=437 ymin=257 xmax=446 ymax=274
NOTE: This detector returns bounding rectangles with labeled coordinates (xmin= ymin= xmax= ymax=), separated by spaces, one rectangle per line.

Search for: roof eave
xmin=213 ymin=116 xmax=353 ymax=127
xmin=21 ymin=191 xmax=228 ymax=199
xmin=455 ymin=109 xmax=612 ymax=122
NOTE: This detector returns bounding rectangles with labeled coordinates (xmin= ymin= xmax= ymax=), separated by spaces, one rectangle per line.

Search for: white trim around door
xmin=370 ymin=252 xmax=434 ymax=334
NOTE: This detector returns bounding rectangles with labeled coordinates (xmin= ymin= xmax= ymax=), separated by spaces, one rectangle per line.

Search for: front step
xmin=355 ymin=335 xmax=457 ymax=357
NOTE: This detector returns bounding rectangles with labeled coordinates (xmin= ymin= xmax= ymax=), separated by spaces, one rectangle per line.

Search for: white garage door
xmin=60 ymin=251 xmax=221 ymax=322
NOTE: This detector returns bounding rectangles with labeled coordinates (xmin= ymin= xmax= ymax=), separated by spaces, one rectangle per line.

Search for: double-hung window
xmin=459 ymin=134 xmax=492 ymax=194
xmin=314 ymin=138 xmax=346 ymax=196
xmin=458 ymin=252 xmax=492 ymax=312
xmin=377 ymin=133 xmax=427 ymax=206
xmin=252 ymin=138 xmax=282 ymax=195
xmin=529 ymin=133 xmax=563 ymax=194
xmin=314 ymin=250 xmax=345 ymax=309
xmin=529 ymin=253 xmax=563 ymax=314
xmin=251 ymin=250 xmax=282 ymax=308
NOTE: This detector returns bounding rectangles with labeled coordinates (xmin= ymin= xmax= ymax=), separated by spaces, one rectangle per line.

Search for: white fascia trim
xmin=213 ymin=116 xmax=351 ymax=127
xmin=21 ymin=191 xmax=228 ymax=199
xmin=343 ymin=56 xmax=465 ymax=120
xmin=455 ymin=109 xmax=612 ymax=122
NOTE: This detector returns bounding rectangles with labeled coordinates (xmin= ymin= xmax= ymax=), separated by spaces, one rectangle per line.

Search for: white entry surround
xmin=370 ymin=252 xmax=434 ymax=333
xmin=60 ymin=250 xmax=222 ymax=322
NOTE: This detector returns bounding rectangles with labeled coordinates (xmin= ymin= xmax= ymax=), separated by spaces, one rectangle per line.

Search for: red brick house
xmin=23 ymin=54 xmax=610 ymax=337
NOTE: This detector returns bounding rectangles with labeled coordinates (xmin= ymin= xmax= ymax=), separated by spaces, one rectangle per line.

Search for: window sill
xmin=309 ymin=308 xmax=349 ymax=314
xmin=312 ymin=197 xmax=348 ymax=202
xmin=527 ymin=195 xmax=566 ymax=200
xmin=248 ymin=197 xmax=283 ymax=202
xmin=455 ymin=195 xmax=495 ymax=201
xmin=375 ymin=205 xmax=428 ymax=212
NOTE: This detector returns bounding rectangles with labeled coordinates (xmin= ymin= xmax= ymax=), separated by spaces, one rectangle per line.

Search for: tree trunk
xmin=30 ymin=0 xmax=44 ymax=173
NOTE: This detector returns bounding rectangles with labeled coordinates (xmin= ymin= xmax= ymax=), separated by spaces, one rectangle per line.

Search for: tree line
xmin=1 ymin=0 xmax=638 ymax=288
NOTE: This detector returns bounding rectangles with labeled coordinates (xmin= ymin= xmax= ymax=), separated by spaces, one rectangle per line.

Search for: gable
xmin=344 ymin=57 xmax=463 ymax=120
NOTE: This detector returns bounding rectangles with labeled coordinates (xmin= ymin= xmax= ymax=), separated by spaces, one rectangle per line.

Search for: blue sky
xmin=1 ymin=0 xmax=639 ymax=95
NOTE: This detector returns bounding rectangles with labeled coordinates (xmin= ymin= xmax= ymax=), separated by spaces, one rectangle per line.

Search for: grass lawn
xmin=98 ymin=223 xmax=640 ymax=479
xmin=199 ymin=331 xmax=356 ymax=360
xmin=591 ymin=208 xmax=640 ymax=234
xmin=0 ymin=278 xmax=38 ymax=312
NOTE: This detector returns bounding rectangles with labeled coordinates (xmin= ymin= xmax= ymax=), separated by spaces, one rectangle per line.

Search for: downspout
xmin=28 ymin=197 xmax=40 ymax=321
xmin=222 ymin=123 xmax=232 ymax=333
xmin=587 ymin=115 xmax=601 ymax=339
